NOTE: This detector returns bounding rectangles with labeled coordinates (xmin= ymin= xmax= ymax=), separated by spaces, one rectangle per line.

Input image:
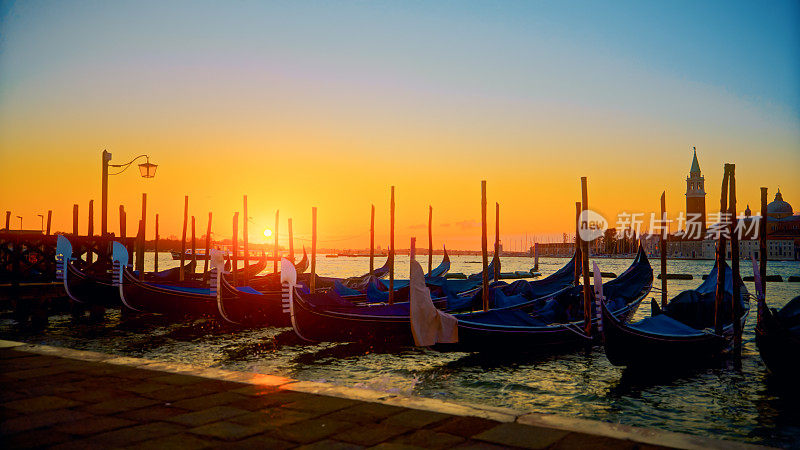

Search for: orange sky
xmin=1 ymin=2 xmax=798 ymax=250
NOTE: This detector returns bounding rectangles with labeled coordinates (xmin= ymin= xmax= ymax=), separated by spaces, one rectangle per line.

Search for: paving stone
xmin=0 ymin=408 xmax=92 ymax=434
xmin=167 ymin=405 xmax=250 ymax=426
xmin=453 ymin=440 xmax=516 ymax=450
xmin=222 ymin=434 xmax=295 ymax=449
xmin=190 ymin=378 xmax=247 ymax=392
xmin=120 ymin=381 xmax=173 ymax=394
xmin=333 ymin=422 xmax=411 ymax=446
xmin=83 ymin=396 xmax=162 ymax=415
xmin=60 ymin=387 xmax=129 ymax=403
xmin=141 ymin=385 xmax=218 ymax=402
xmin=370 ymin=443 xmax=427 ymax=450
xmin=116 ymin=405 xmax=190 ymax=422
xmin=391 ymin=429 xmax=466 ymax=449
xmin=227 ymin=390 xmax=316 ymax=411
xmin=549 ymin=432 xmax=638 ymax=450
xmin=230 ymin=384 xmax=280 ymax=397
xmin=189 ymin=420 xmax=266 ymax=441
xmin=271 ymin=417 xmax=353 ymax=443
xmin=2 ymin=365 xmax=74 ymax=380
xmin=297 ymin=439 xmax=366 ymax=450
xmin=149 ymin=374 xmax=207 ymax=386
xmin=2 ymin=428 xmax=74 ymax=448
xmin=433 ymin=416 xmax=501 ymax=438
xmin=473 ymin=423 xmax=570 ymax=449
xmin=171 ymin=391 xmax=248 ymax=410
xmin=381 ymin=409 xmax=450 ymax=429
xmin=327 ymin=402 xmax=407 ymax=424
xmin=3 ymin=395 xmax=82 ymax=413
xmin=54 ymin=415 xmax=137 ymax=435
xmin=228 ymin=408 xmax=317 ymax=428
xmin=114 ymin=368 xmax=171 ymax=380
xmin=285 ymin=395 xmax=360 ymax=414
xmin=87 ymin=421 xmax=187 ymax=447
xmin=123 ymin=432 xmax=216 ymax=450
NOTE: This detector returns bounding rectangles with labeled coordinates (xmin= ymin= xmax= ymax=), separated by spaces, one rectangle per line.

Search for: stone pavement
xmin=0 ymin=340 xmax=761 ymax=449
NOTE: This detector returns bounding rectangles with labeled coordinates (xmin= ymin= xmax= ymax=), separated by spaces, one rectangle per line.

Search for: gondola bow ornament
xmin=410 ymin=259 xmax=458 ymax=346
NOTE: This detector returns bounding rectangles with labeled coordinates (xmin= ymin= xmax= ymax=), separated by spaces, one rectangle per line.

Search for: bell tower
xmin=685 ymin=147 xmax=707 ymax=237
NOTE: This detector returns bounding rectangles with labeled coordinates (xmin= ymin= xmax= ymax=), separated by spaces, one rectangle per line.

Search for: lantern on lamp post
xmin=100 ymin=150 xmax=157 ymax=236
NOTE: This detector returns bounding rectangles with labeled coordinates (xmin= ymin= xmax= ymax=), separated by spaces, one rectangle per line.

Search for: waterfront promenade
xmin=0 ymin=340 xmax=764 ymax=449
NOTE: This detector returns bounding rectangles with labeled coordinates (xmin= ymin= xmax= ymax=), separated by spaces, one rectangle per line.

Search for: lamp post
xmin=37 ymin=214 xmax=44 ymax=232
xmin=100 ymin=150 xmax=157 ymax=236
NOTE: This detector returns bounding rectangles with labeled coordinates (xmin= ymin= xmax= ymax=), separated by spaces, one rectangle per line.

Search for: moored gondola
xmin=756 ymin=295 xmax=800 ymax=376
xmin=600 ymin=261 xmax=748 ymax=367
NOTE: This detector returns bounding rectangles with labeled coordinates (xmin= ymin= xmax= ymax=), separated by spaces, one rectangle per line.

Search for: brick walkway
xmin=0 ymin=341 xmax=757 ymax=449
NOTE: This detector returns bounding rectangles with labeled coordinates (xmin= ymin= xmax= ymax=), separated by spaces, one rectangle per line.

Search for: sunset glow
xmin=1 ymin=1 xmax=797 ymax=250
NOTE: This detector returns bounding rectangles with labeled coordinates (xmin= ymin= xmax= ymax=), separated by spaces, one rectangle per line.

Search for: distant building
xmin=685 ymin=147 xmax=707 ymax=237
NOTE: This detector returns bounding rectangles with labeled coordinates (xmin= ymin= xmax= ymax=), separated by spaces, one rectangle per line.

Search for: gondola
xmin=756 ymin=294 xmax=800 ymax=376
xmin=600 ymin=260 xmax=748 ymax=367
xmin=289 ymin=251 xmax=585 ymax=344
xmin=452 ymin=246 xmax=652 ymax=352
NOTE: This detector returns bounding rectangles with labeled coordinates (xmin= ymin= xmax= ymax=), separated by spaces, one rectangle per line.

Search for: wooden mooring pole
xmin=481 ymin=180 xmax=489 ymax=312
xmin=288 ymin=218 xmax=294 ymax=262
xmin=46 ymin=210 xmax=52 ymax=236
xmin=191 ymin=216 xmax=196 ymax=281
xmin=243 ymin=196 xmax=249 ymax=281
xmin=204 ymin=212 xmax=212 ymax=279
xmin=4 ymin=211 xmax=9 ymax=230
xmin=713 ymin=166 xmax=730 ymax=335
xmin=728 ymin=164 xmax=742 ymax=358
xmin=494 ymin=202 xmax=500 ymax=282
xmin=137 ymin=194 xmax=147 ymax=277
xmin=232 ymin=212 xmax=239 ymax=286
xmin=119 ymin=205 xmax=126 ymax=238
xmin=428 ymin=205 xmax=433 ymax=274
xmin=274 ymin=210 xmax=280 ymax=274
xmin=389 ymin=186 xmax=395 ymax=305
xmin=660 ymin=191 xmax=667 ymax=308
xmin=310 ymin=207 xmax=317 ymax=293
xmin=72 ymin=205 xmax=79 ymax=235
xmin=179 ymin=196 xmax=188 ymax=281
xmin=154 ymin=214 xmax=159 ymax=272
xmin=86 ymin=201 xmax=94 ymax=263
xmin=369 ymin=204 xmax=375 ymax=275
xmin=574 ymin=201 xmax=581 ymax=286
xmin=758 ymin=187 xmax=768 ymax=326
xmin=580 ymin=177 xmax=592 ymax=336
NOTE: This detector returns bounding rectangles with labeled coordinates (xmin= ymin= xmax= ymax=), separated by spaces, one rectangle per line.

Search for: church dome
xmin=767 ymin=189 xmax=793 ymax=216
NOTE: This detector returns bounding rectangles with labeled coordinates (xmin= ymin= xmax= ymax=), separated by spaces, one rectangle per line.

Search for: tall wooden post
xmin=758 ymin=187 xmax=768 ymax=325
xmin=119 ymin=206 xmax=126 ymax=238
xmin=179 ymin=196 xmax=188 ymax=281
xmin=101 ymin=150 xmax=109 ymax=236
xmin=728 ymin=165 xmax=742 ymax=357
xmin=428 ymin=205 xmax=433 ymax=274
xmin=154 ymin=214 xmax=159 ymax=272
xmin=137 ymin=194 xmax=147 ymax=276
xmin=369 ymin=205 xmax=375 ymax=275
xmin=288 ymin=218 xmax=294 ymax=261
xmin=4 ymin=211 xmax=9 ymax=230
xmin=86 ymin=200 xmax=94 ymax=263
xmin=137 ymin=219 xmax=145 ymax=280
xmin=243 ymin=196 xmax=249 ymax=282
xmin=580 ymin=177 xmax=592 ymax=336
xmin=190 ymin=216 xmax=196 ymax=281
xmin=481 ymin=181 xmax=489 ymax=311
xmin=45 ymin=210 xmax=52 ymax=236
xmin=713 ymin=166 xmax=730 ymax=335
xmin=494 ymin=202 xmax=500 ymax=282
xmin=232 ymin=212 xmax=239 ymax=286
xmin=310 ymin=207 xmax=317 ymax=293
xmin=389 ymin=186 xmax=395 ymax=305
xmin=574 ymin=201 xmax=581 ymax=286
xmin=660 ymin=191 xmax=668 ymax=308
xmin=73 ymin=205 xmax=79 ymax=235
xmin=274 ymin=210 xmax=280 ymax=274
xmin=204 ymin=212 xmax=212 ymax=278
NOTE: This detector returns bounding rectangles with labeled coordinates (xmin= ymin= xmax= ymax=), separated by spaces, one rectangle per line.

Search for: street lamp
xmin=37 ymin=214 xmax=44 ymax=232
xmin=101 ymin=150 xmax=157 ymax=236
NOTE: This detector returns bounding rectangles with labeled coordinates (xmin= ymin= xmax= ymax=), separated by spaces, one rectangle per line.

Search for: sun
xmin=263 ymin=229 xmax=272 ymax=238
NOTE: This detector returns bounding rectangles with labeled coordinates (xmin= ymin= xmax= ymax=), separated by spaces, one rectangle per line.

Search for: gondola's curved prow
xmin=112 ymin=241 xmax=146 ymax=312
xmin=55 ymin=235 xmax=81 ymax=303
xmin=756 ymin=294 xmax=800 ymax=376
xmin=294 ymin=247 xmax=309 ymax=274
xmin=427 ymin=247 xmax=450 ymax=278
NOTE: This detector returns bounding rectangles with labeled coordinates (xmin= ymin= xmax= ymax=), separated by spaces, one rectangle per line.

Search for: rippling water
xmin=3 ymin=253 xmax=799 ymax=448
